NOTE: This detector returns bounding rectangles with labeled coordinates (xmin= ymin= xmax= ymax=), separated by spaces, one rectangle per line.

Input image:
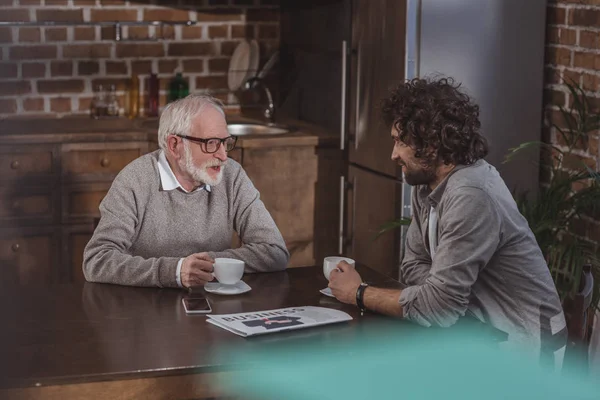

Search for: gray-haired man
xmin=84 ymin=95 xmax=289 ymax=288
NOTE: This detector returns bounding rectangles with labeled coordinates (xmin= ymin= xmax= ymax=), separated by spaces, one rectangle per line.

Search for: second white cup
xmin=213 ymin=258 xmax=244 ymax=285
xmin=323 ymin=256 xmax=355 ymax=281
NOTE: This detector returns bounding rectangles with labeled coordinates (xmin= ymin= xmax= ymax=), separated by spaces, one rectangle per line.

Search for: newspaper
xmin=206 ymin=306 xmax=353 ymax=337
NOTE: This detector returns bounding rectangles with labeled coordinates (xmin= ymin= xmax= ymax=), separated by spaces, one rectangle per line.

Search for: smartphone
xmin=182 ymin=296 xmax=212 ymax=314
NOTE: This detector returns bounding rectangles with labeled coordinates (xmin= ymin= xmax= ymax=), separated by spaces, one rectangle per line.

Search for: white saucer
xmin=204 ymin=281 xmax=251 ymax=295
xmin=319 ymin=287 xmax=335 ymax=298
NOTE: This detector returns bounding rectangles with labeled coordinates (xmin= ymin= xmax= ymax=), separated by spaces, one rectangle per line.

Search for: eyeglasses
xmin=175 ymin=134 xmax=238 ymax=154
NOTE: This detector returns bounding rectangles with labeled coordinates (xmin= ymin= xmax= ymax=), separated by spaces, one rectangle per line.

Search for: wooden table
xmin=0 ymin=265 xmax=423 ymax=399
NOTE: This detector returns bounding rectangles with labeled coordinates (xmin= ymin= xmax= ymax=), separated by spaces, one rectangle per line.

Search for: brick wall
xmin=544 ymin=0 xmax=600 ymax=244
xmin=0 ymin=0 xmax=280 ymax=118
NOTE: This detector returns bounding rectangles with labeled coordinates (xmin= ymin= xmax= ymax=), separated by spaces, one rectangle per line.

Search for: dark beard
xmin=403 ymin=157 xmax=438 ymax=186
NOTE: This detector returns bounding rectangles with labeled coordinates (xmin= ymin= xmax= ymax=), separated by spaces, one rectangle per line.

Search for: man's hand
xmin=181 ymin=252 xmax=215 ymax=288
xmin=328 ymin=261 xmax=363 ymax=305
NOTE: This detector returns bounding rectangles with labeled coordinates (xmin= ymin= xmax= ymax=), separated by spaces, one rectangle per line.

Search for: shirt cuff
xmin=176 ymin=258 xmax=184 ymax=288
xmin=398 ymin=285 xmax=432 ymax=327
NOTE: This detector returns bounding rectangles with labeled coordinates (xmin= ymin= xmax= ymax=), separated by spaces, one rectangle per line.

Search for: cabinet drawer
xmin=62 ymin=142 xmax=147 ymax=178
xmin=0 ymin=149 xmax=54 ymax=181
xmin=62 ymin=183 xmax=111 ymax=223
xmin=0 ymin=187 xmax=56 ymax=222
xmin=0 ymin=232 xmax=57 ymax=285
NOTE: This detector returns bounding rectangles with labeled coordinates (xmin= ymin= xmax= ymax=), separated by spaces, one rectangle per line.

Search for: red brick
xmin=545 ymin=67 xmax=561 ymax=84
xmin=197 ymin=11 xmax=243 ymax=22
xmin=0 ymin=81 xmax=31 ymax=95
xmin=559 ymin=28 xmax=577 ymax=46
xmin=131 ymin=60 xmax=152 ymax=75
xmin=37 ymin=9 xmax=83 ymax=22
xmin=91 ymin=78 xmax=129 ymax=91
xmin=18 ymin=27 xmax=40 ymax=42
xmin=563 ymin=153 xmax=596 ymax=170
xmin=208 ymin=58 xmax=229 ymax=73
xmin=231 ymin=24 xmax=250 ymax=39
xmin=544 ymin=89 xmax=566 ymax=107
xmin=50 ymin=97 xmax=72 ymax=113
xmin=159 ymin=25 xmax=175 ymax=40
xmin=574 ymin=51 xmax=595 ymax=69
xmin=144 ymin=8 xmax=190 ymax=21
xmin=73 ymin=0 xmax=97 ymax=5
xmin=0 ymin=27 xmax=12 ymax=43
xmin=106 ymin=61 xmax=127 ymax=75
xmin=74 ymin=27 xmax=96 ymax=41
xmin=78 ymin=96 xmax=93 ymax=112
xmin=580 ymin=30 xmax=600 ymax=49
xmin=9 ymin=45 xmax=56 ymax=60
xmin=233 ymin=0 xmax=254 ymax=5
xmin=159 ymin=60 xmax=179 ymax=74
xmin=78 ymin=61 xmax=99 ymax=76
xmin=563 ymin=69 xmax=581 ymax=85
xmin=46 ymin=0 xmax=75 ymax=4
xmin=22 ymin=62 xmax=45 ymax=78
xmin=569 ymin=8 xmax=600 ymax=27
xmin=545 ymin=46 xmax=571 ymax=66
xmin=23 ymin=97 xmax=45 ymax=112
xmin=128 ymin=26 xmax=150 ymax=40
xmin=582 ymin=73 xmax=600 ymax=92
xmin=221 ymin=40 xmax=239 ymax=56
xmin=182 ymin=59 xmax=205 ymax=73
xmin=100 ymin=26 xmax=115 ymax=41
xmin=547 ymin=6 xmax=567 ymax=25
xmin=18 ymin=0 xmax=42 ymax=5
xmin=37 ymin=79 xmax=85 ymax=94
xmin=100 ymin=0 xmax=128 ymax=5
xmin=546 ymin=27 xmax=560 ymax=44
xmin=63 ymin=44 xmax=111 ymax=59
xmin=258 ymin=24 xmax=278 ymax=39
xmin=247 ymin=9 xmax=279 ymax=22
xmin=0 ymin=99 xmax=17 ymax=114
xmin=1 ymin=9 xmax=30 ymax=22
xmin=0 ymin=63 xmax=18 ymax=79
xmin=45 ymin=27 xmax=67 ymax=42
xmin=116 ymin=43 xmax=164 ymax=58
xmin=90 ymin=9 xmax=137 ymax=21
xmin=51 ymin=61 xmax=72 ymax=77
xmin=181 ymin=26 xmax=203 ymax=40
xmin=168 ymin=42 xmax=215 ymax=56
xmin=209 ymin=25 xmax=228 ymax=39
xmin=195 ymin=76 xmax=228 ymax=90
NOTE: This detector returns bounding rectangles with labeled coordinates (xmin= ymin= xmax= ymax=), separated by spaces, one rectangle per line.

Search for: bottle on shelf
xmin=106 ymin=84 xmax=119 ymax=117
xmin=90 ymin=84 xmax=107 ymax=119
xmin=128 ymin=75 xmax=140 ymax=119
xmin=168 ymin=72 xmax=188 ymax=103
xmin=147 ymin=73 xmax=159 ymax=117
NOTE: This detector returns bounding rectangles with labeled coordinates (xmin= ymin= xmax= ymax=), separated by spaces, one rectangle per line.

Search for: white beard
xmin=181 ymin=143 xmax=224 ymax=187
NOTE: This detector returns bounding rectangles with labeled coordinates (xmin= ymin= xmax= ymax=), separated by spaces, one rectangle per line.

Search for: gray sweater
xmin=399 ymin=160 xmax=566 ymax=354
xmin=83 ymin=150 xmax=289 ymax=287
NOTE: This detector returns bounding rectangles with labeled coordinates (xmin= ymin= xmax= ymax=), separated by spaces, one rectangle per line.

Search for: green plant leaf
xmin=374 ymin=218 xmax=411 ymax=240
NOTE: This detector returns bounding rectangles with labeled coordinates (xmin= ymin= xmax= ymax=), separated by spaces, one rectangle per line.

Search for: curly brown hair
xmin=381 ymin=77 xmax=488 ymax=166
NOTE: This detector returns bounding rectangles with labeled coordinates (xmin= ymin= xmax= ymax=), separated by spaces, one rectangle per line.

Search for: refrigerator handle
xmin=338 ymin=175 xmax=346 ymax=254
xmin=340 ymin=40 xmax=348 ymax=151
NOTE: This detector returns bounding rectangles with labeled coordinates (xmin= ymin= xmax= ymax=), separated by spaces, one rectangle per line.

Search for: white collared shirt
xmin=157 ymin=150 xmax=211 ymax=287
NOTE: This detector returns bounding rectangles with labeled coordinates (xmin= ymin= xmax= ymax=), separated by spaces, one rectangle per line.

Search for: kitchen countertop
xmin=0 ymin=115 xmax=338 ymax=148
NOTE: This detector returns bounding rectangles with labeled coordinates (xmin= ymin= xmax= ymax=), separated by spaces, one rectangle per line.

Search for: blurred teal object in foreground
xmin=215 ymin=323 xmax=599 ymax=400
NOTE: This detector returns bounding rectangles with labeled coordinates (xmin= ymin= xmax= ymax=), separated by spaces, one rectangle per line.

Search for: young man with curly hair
xmin=329 ymin=77 xmax=566 ymax=362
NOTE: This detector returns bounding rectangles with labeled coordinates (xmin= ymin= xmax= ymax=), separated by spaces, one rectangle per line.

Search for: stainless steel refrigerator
xmin=340 ymin=0 xmax=547 ymax=279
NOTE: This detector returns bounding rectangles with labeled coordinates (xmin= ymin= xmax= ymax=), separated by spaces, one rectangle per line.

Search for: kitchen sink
xmin=227 ymin=123 xmax=292 ymax=136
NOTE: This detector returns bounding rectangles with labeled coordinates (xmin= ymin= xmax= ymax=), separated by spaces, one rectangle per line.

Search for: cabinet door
xmin=0 ymin=186 xmax=58 ymax=226
xmin=0 ymin=145 xmax=59 ymax=184
xmin=345 ymin=164 xmax=402 ymax=279
xmin=0 ymin=229 xmax=58 ymax=286
xmin=61 ymin=142 xmax=149 ymax=182
xmin=242 ymin=146 xmax=317 ymax=267
xmin=62 ymin=224 xmax=94 ymax=284
xmin=62 ymin=182 xmax=111 ymax=224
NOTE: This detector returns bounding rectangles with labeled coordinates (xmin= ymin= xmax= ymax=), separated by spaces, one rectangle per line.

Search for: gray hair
xmin=157 ymin=94 xmax=226 ymax=150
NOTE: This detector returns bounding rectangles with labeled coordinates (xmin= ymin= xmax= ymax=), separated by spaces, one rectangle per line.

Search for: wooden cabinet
xmin=0 ymin=119 xmax=338 ymax=282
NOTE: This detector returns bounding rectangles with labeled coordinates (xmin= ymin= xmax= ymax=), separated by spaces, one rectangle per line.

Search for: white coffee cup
xmin=323 ymin=256 xmax=355 ymax=281
xmin=213 ymin=258 xmax=244 ymax=285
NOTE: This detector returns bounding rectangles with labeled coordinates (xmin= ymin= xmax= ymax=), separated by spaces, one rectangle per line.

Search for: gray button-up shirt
xmin=399 ymin=160 xmax=566 ymax=357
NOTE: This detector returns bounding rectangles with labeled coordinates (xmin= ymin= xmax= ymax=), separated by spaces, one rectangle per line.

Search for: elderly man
xmin=329 ymin=77 xmax=566 ymax=362
xmin=84 ymin=95 xmax=289 ymax=288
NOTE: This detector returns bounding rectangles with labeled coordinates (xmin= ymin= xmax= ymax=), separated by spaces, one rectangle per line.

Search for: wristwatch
xmin=356 ymin=282 xmax=369 ymax=315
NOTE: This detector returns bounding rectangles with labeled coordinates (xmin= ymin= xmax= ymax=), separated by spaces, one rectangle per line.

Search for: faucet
xmin=244 ymin=77 xmax=275 ymax=124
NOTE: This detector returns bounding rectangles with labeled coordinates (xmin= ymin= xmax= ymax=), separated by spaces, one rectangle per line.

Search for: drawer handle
xmin=10 ymin=160 xmax=20 ymax=169
xmin=11 ymin=243 xmax=20 ymax=252
xmin=100 ymin=157 xmax=110 ymax=168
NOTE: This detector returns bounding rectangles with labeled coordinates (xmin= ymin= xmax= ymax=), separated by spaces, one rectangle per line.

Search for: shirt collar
xmin=418 ymin=159 xmax=484 ymax=207
xmin=157 ymin=150 xmax=211 ymax=193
